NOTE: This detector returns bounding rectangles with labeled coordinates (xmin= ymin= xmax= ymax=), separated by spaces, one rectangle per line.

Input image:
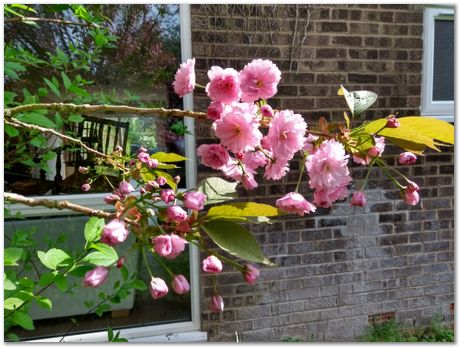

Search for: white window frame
xmin=6 ymin=4 xmax=205 ymax=342
xmin=421 ymin=6 xmax=454 ymax=122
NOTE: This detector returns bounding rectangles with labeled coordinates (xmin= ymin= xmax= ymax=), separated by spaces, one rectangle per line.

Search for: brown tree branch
xmin=4 ymin=192 xmax=137 ymax=226
xmin=4 ymin=103 xmax=207 ymax=120
xmin=4 ymin=17 xmax=100 ymax=28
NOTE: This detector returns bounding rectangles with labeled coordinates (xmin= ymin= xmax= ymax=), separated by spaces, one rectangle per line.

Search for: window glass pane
xmin=433 ymin=19 xmax=454 ymax=101
xmin=5 ymin=214 xmax=191 ymax=340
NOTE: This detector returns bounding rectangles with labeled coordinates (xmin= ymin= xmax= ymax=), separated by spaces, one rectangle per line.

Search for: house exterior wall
xmin=190 ymin=4 xmax=454 ymax=342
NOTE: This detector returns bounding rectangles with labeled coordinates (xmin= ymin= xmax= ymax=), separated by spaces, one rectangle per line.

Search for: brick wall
xmin=190 ymin=4 xmax=454 ymax=342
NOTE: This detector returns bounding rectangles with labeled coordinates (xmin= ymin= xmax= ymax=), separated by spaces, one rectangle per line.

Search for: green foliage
xmin=207 ymin=202 xmax=283 ymax=218
xmin=169 ymin=120 xmax=191 ymax=136
xmin=84 ymin=217 xmax=105 ymax=244
xmin=37 ymin=248 xmax=72 ymax=270
xmin=203 ymin=220 xmax=274 ymax=266
xmin=82 ymin=243 xmax=119 ymax=267
xmin=197 ymin=177 xmax=238 ymax=205
xmin=151 ymin=152 xmax=187 ymax=162
xmin=361 ymin=319 xmax=454 ymax=342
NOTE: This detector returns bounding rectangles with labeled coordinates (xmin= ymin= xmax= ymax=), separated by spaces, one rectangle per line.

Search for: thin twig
xmin=4 ymin=17 xmax=100 ymax=28
xmin=4 ymin=192 xmax=138 ymax=226
xmin=4 ymin=103 xmax=207 ymax=120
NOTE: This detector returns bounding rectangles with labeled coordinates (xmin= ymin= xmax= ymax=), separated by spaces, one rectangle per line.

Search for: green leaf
xmin=4 ymin=297 xmax=25 ymax=310
xmin=4 ymin=274 xmax=16 ymax=290
xmin=68 ymin=265 xmax=94 ymax=277
xmin=6 ymin=333 xmax=20 ymax=342
xmin=4 ymin=91 xmax=17 ymax=105
xmin=36 ymin=296 xmax=52 ymax=311
xmin=39 ymin=272 xmax=55 ymax=287
xmin=43 ymin=77 xmax=61 ymax=97
xmin=84 ymin=217 xmax=105 ymax=244
xmin=16 ymin=112 xmax=57 ymax=129
xmin=5 ymin=247 xmax=23 ymax=266
xmin=61 ymin=71 xmax=72 ymax=89
xmin=82 ymin=243 xmax=118 ymax=266
xmin=54 ymin=274 xmax=68 ymax=292
xmin=203 ymin=220 xmax=274 ymax=266
xmin=38 ymin=87 xmax=49 ymax=97
xmin=130 ymin=279 xmax=147 ymax=291
xmin=150 ymin=152 xmax=187 ymax=162
xmin=68 ymin=84 xmax=90 ymax=97
xmin=30 ymin=135 xmax=47 ymax=148
xmin=10 ymin=4 xmax=37 ymax=13
xmin=120 ymin=265 xmax=129 ymax=282
xmin=207 ymin=202 xmax=282 ymax=218
xmin=197 ymin=177 xmax=238 ymax=205
xmin=37 ymin=248 xmax=72 ymax=270
xmin=68 ymin=113 xmax=84 ymax=123
xmin=12 ymin=311 xmax=35 ymax=330
xmin=95 ymin=303 xmax=111 ymax=317
xmin=398 ymin=117 xmax=454 ymax=145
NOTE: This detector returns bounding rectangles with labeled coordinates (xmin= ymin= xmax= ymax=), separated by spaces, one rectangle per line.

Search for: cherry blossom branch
xmin=5 ymin=118 xmax=110 ymax=160
xmin=4 ymin=192 xmax=138 ymax=226
xmin=4 ymin=103 xmax=207 ymax=120
xmin=4 ymin=17 xmax=100 ymax=28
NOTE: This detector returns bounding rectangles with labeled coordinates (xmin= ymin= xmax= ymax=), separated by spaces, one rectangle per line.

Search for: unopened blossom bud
xmin=148 ymin=159 xmax=159 ymax=168
xmin=242 ymin=173 xmax=258 ymax=190
xmin=260 ymin=104 xmax=274 ymax=118
xmin=406 ymin=180 xmax=420 ymax=192
xmin=118 ymin=181 xmax=135 ymax=195
xmin=183 ymin=191 xmax=207 ymax=211
xmin=153 ymin=235 xmax=172 ymax=257
xmin=210 ymin=294 xmax=224 ymax=312
xmin=351 ymin=191 xmax=367 ymax=207
xmin=171 ymin=275 xmax=190 ymax=295
xmin=399 ymin=152 xmax=417 ymax=165
xmin=145 ymin=180 xmax=160 ymax=192
xmin=165 ymin=234 xmax=187 ymax=259
xmin=83 ymin=266 xmax=109 ymax=288
xmin=140 ymin=187 xmax=146 ymax=195
xmin=81 ymin=183 xmax=91 ymax=192
xmin=137 ymin=151 xmax=150 ymax=163
xmin=174 ymin=175 xmax=181 ymax=184
xmin=166 ymin=205 xmax=188 ymax=223
xmin=117 ymin=256 xmax=126 ymax=269
xmin=100 ymin=219 xmax=129 ymax=246
xmin=129 ymin=159 xmax=136 ymax=166
xmin=78 ymin=166 xmax=89 ymax=174
xmin=175 ymin=221 xmax=191 ymax=234
xmin=160 ymin=189 xmax=175 ymax=204
xmin=202 ymin=255 xmax=223 ymax=273
xmin=104 ymin=194 xmax=120 ymax=205
xmin=149 ymin=277 xmax=168 ymax=299
xmin=139 ymin=147 xmax=148 ymax=153
xmin=115 ymin=145 xmax=123 ymax=152
xmin=403 ymin=189 xmax=420 ymax=205
xmin=156 ymin=176 xmax=167 ymax=186
xmin=386 ymin=115 xmax=400 ymax=128
xmin=243 ymin=264 xmax=260 ymax=285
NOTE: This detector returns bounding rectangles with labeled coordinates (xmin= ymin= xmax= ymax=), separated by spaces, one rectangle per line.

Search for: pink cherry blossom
xmin=264 ymin=157 xmax=290 ymax=181
xmin=164 ymin=234 xmax=187 ymax=259
xmin=406 ymin=180 xmax=420 ymax=192
xmin=241 ymin=173 xmax=258 ymax=190
xmin=202 ymin=255 xmax=223 ymax=273
xmin=149 ymin=277 xmax=168 ymax=299
xmin=214 ymin=103 xmax=262 ymax=153
xmin=243 ymin=264 xmax=261 ymax=284
xmin=100 ymin=219 xmax=129 ymax=246
xmin=83 ymin=266 xmax=109 ymax=288
xmin=118 ymin=181 xmax=135 ymax=195
xmin=276 ymin=192 xmax=316 ymax=216
xmin=210 ymin=294 xmax=224 ymax=312
xmin=153 ymin=235 xmax=172 ymax=257
xmin=239 ymin=59 xmax=281 ymax=102
xmin=197 ymin=143 xmax=230 ymax=170
xmin=207 ymin=101 xmax=225 ymax=121
xmin=160 ymin=189 xmax=175 ymax=204
xmin=206 ymin=66 xmax=241 ymax=104
xmin=145 ymin=180 xmax=159 ymax=192
xmin=313 ymin=185 xmax=349 ymax=208
xmin=81 ymin=183 xmax=91 ymax=192
xmin=265 ymin=109 xmax=307 ymax=160
xmin=166 ymin=205 xmax=188 ymax=222
xmin=351 ymin=191 xmax=367 ymax=207
xmin=221 ymin=158 xmax=243 ymax=182
xmin=138 ymin=151 xmax=150 ymax=163
xmin=260 ymin=104 xmax=274 ymax=118
xmin=386 ymin=115 xmax=400 ymax=128
xmin=403 ymin=189 xmax=419 ymax=205
xmin=242 ymin=150 xmax=269 ymax=170
xmin=171 ymin=275 xmax=190 ymax=295
xmin=104 ymin=194 xmax=120 ymax=205
xmin=183 ymin=191 xmax=207 ymax=210
xmin=399 ymin=152 xmax=417 ymax=165
xmin=173 ymin=58 xmax=195 ymax=97
xmin=368 ymin=136 xmax=385 ymax=158
xmin=147 ymin=159 xmax=159 ymax=168
xmin=303 ymin=134 xmax=319 ymax=154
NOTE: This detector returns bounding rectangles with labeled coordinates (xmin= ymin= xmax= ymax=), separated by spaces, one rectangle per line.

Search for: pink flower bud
xmin=406 ymin=180 xmax=420 ymax=192
xmin=100 ymin=219 xmax=129 ymax=246
xmin=399 ymin=152 xmax=417 ymax=165
xmin=368 ymin=136 xmax=385 ymax=158
xmin=174 ymin=175 xmax=181 ymax=184
xmin=386 ymin=115 xmax=400 ymax=128
xmin=137 ymin=151 xmax=150 ymax=163
xmin=160 ymin=189 xmax=175 ymax=204
xmin=118 ymin=181 xmax=135 ymax=195
xmin=164 ymin=234 xmax=187 ymax=259
xmin=243 ymin=264 xmax=260 ymax=285
xmin=351 ymin=191 xmax=367 ymax=207
xmin=104 ymin=194 xmax=120 ymax=205
xmin=166 ymin=205 xmax=188 ymax=222
xmin=403 ymin=189 xmax=420 ymax=205
xmin=207 ymin=101 xmax=224 ymax=121
xmin=148 ymin=159 xmax=159 ymax=168
xmin=117 ymin=256 xmax=126 ymax=269
xmin=171 ymin=275 xmax=190 ymax=295
xmin=83 ymin=266 xmax=109 ymax=288
xmin=183 ymin=191 xmax=207 ymax=211
xmin=81 ymin=183 xmax=91 ymax=192
xmin=145 ymin=180 xmax=160 ymax=192
xmin=202 ymin=255 xmax=223 ymax=273
xmin=156 ymin=176 xmax=167 ymax=186
xmin=242 ymin=173 xmax=258 ymax=191
xmin=210 ymin=294 xmax=224 ymax=312
xmin=153 ymin=235 xmax=172 ymax=257
xmin=115 ymin=145 xmax=123 ymax=152
xmin=149 ymin=277 xmax=168 ymax=299
xmin=140 ymin=187 xmax=146 ymax=195
xmin=260 ymin=104 xmax=274 ymax=118
xmin=175 ymin=220 xmax=191 ymax=234
xmin=139 ymin=147 xmax=148 ymax=153
xmin=78 ymin=166 xmax=89 ymax=174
